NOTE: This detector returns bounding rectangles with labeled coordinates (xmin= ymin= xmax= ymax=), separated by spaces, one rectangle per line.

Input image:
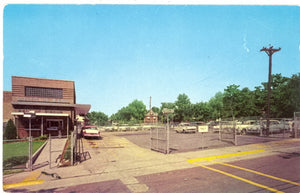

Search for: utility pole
xmin=260 ymin=45 xmax=281 ymax=136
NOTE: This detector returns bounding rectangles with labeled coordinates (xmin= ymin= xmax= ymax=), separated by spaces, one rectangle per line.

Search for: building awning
xmin=75 ymin=104 xmax=91 ymax=115
xmin=11 ymin=101 xmax=91 ymax=115
xmin=12 ymin=101 xmax=75 ymax=108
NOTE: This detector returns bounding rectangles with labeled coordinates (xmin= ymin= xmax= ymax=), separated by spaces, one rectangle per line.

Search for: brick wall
xmin=3 ymin=91 xmax=13 ymax=122
xmin=12 ymin=76 xmax=75 ymax=104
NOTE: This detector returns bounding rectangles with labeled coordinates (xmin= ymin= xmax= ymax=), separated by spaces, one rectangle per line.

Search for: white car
xmin=81 ymin=125 xmax=101 ymax=139
xmin=175 ymin=123 xmax=197 ymax=133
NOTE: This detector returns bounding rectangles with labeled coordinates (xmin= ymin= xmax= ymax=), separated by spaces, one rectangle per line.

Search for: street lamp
xmin=24 ymin=111 xmax=36 ymax=171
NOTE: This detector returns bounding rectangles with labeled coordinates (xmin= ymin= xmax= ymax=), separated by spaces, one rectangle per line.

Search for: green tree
xmin=4 ymin=119 xmax=17 ymax=140
xmin=239 ymin=87 xmax=257 ymax=117
xmin=269 ymin=74 xmax=290 ymax=117
xmin=286 ymin=73 xmax=300 ymax=115
xmin=174 ymin=93 xmax=193 ymax=122
xmin=253 ymin=86 xmax=267 ymax=117
xmin=110 ymin=99 xmax=147 ymax=124
xmin=87 ymin=111 xmax=109 ymax=126
xmin=223 ymin=84 xmax=241 ymax=119
xmin=192 ymin=102 xmax=210 ymax=122
xmin=151 ymin=106 xmax=160 ymax=114
xmin=127 ymin=99 xmax=147 ymax=121
xmin=207 ymin=92 xmax=224 ymax=120
xmin=260 ymin=73 xmax=297 ymax=118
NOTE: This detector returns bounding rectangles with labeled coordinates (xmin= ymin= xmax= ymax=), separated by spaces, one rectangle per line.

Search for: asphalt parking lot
xmin=116 ymin=129 xmax=292 ymax=153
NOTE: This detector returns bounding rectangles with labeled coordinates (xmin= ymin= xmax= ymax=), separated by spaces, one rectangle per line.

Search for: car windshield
xmin=84 ymin=127 xmax=97 ymax=130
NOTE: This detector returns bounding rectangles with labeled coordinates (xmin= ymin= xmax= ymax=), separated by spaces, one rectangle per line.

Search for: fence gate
xmin=294 ymin=112 xmax=300 ymax=138
xmin=150 ymin=126 xmax=169 ymax=154
xmin=49 ymin=135 xmax=68 ymax=168
xmin=219 ymin=121 xmax=237 ymax=145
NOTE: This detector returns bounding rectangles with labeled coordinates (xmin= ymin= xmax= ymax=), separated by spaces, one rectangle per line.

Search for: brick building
xmin=144 ymin=109 xmax=158 ymax=124
xmin=3 ymin=76 xmax=91 ymax=138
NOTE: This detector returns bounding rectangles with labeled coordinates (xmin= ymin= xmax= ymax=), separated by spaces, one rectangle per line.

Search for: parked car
xmin=175 ymin=123 xmax=197 ymax=133
xmin=81 ymin=125 xmax=101 ymax=139
xmin=236 ymin=120 xmax=258 ymax=134
xmin=245 ymin=122 xmax=261 ymax=135
xmin=245 ymin=120 xmax=285 ymax=135
xmin=212 ymin=121 xmax=236 ymax=133
xmin=264 ymin=120 xmax=285 ymax=134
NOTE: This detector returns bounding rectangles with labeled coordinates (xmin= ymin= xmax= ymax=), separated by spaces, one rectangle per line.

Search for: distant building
xmin=144 ymin=109 xmax=158 ymax=124
xmin=3 ymin=76 xmax=91 ymax=138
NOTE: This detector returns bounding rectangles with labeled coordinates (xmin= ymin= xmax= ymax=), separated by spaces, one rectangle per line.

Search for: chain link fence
xmin=3 ymin=137 xmax=47 ymax=171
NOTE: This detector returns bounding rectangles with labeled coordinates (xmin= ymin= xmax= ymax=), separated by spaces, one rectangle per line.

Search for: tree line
xmin=87 ymin=73 xmax=300 ymax=126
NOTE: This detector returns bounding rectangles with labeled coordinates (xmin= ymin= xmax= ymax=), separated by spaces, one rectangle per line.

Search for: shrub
xmin=4 ymin=119 xmax=17 ymax=140
xmin=34 ymin=135 xmax=48 ymax=141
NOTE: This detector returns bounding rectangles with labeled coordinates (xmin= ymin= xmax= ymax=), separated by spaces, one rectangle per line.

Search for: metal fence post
xmin=234 ymin=122 xmax=237 ymax=146
xmin=71 ymin=131 xmax=73 ymax=166
xmin=294 ymin=112 xmax=298 ymax=138
xmin=167 ymin=116 xmax=170 ymax=154
xmin=49 ymin=134 xmax=51 ymax=169
xmin=29 ymin=136 xmax=33 ymax=171
xmin=150 ymin=127 xmax=152 ymax=151
xmin=219 ymin=119 xmax=222 ymax=140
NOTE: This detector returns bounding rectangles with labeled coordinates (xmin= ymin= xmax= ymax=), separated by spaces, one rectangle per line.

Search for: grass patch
xmin=3 ymin=140 xmax=45 ymax=161
xmin=3 ymin=140 xmax=46 ymax=170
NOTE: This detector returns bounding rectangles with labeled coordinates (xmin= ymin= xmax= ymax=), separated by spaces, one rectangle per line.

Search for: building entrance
xmin=46 ymin=119 xmax=64 ymax=136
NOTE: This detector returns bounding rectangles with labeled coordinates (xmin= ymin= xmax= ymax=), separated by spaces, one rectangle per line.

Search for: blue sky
xmin=3 ymin=5 xmax=300 ymax=116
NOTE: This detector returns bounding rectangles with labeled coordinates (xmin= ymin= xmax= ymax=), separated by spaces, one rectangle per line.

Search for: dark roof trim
xmin=12 ymin=101 xmax=75 ymax=107
xmin=11 ymin=101 xmax=91 ymax=115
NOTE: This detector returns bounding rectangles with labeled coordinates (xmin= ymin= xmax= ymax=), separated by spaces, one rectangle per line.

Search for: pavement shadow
xmin=33 ymin=161 xmax=49 ymax=170
xmin=77 ymin=151 xmax=91 ymax=163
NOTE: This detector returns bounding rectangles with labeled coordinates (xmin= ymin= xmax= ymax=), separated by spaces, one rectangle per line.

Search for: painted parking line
xmin=210 ymin=160 xmax=300 ymax=186
xmin=191 ymin=162 xmax=283 ymax=193
xmin=187 ymin=150 xmax=293 ymax=193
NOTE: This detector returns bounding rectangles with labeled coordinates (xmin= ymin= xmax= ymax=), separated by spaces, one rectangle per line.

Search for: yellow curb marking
xmin=187 ymin=149 xmax=265 ymax=163
xmin=187 ymin=149 xmax=285 ymax=193
xmin=3 ymin=180 xmax=44 ymax=190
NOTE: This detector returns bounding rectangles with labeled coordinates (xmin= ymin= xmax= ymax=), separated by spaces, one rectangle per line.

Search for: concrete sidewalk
xmin=3 ymin=133 xmax=300 ymax=192
xmin=34 ymin=137 xmax=68 ymax=170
